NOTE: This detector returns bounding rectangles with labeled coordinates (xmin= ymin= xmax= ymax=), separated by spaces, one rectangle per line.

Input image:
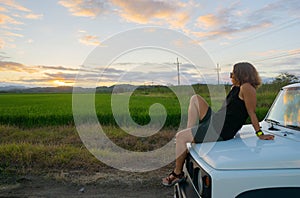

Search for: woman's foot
xmin=162 ymin=170 xmax=185 ymax=187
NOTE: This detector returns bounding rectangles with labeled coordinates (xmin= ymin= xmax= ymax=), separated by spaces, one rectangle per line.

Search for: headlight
xmin=195 ymin=168 xmax=203 ymax=195
xmin=194 ymin=169 xmax=212 ymax=197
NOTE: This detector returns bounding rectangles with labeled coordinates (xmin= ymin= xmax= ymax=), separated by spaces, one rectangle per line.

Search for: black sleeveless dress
xmin=192 ymin=86 xmax=249 ymax=143
xmin=213 ymin=86 xmax=249 ymax=140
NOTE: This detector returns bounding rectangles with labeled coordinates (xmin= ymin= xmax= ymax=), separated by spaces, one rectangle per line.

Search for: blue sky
xmin=0 ymin=0 xmax=299 ymax=87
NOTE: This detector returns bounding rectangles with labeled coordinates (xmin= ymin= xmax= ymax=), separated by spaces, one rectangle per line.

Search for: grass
xmin=0 ymin=93 xmax=184 ymax=128
xmin=0 ymin=83 xmax=283 ymax=174
xmin=0 ymin=125 xmax=175 ymax=174
xmin=0 ymin=125 xmax=99 ymax=173
xmin=0 ymin=84 xmax=281 ymax=128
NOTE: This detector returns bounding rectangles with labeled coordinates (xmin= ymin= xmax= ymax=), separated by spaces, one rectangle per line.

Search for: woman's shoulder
xmin=240 ymin=83 xmax=256 ymax=93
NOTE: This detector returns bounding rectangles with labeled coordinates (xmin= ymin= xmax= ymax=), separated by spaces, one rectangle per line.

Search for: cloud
xmin=111 ymin=0 xmax=189 ymax=27
xmin=0 ymin=13 xmax=23 ymax=25
xmin=77 ymin=30 xmax=101 ymax=46
xmin=57 ymin=0 xmax=298 ymax=41
xmin=268 ymin=49 xmax=300 ymax=71
xmin=0 ymin=6 xmax=7 ymax=12
xmin=192 ymin=0 xmax=300 ymax=40
xmin=0 ymin=60 xmax=95 ymax=74
xmin=253 ymin=0 xmax=300 ymax=18
xmin=0 ymin=61 xmax=37 ymax=73
xmin=1 ymin=0 xmax=31 ymax=12
xmin=4 ymin=31 xmax=23 ymax=37
xmin=197 ymin=14 xmax=221 ymax=29
xmin=58 ymin=0 xmax=192 ymax=28
xmin=0 ymin=38 xmax=5 ymax=49
xmin=252 ymin=48 xmax=300 ymax=63
xmin=44 ymin=72 xmax=76 ymax=80
xmin=15 ymin=78 xmax=52 ymax=83
xmin=25 ymin=13 xmax=43 ymax=19
xmin=0 ymin=61 xmax=96 ymax=86
xmin=79 ymin=35 xmax=101 ymax=46
xmin=0 ymin=1 xmax=43 ymax=49
xmin=38 ymin=65 xmax=80 ymax=72
xmin=94 ymin=61 xmax=219 ymax=85
xmin=253 ymin=50 xmax=282 ymax=57
xmin=0 ymin=52 xmax=9 ymax=60
xmin=58 ymin=0 xmax=110 ymax=18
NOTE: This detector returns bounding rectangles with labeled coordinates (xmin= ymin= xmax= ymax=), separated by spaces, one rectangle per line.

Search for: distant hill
xmin=0 ymin=86 xmax=75 ymax=93
xmin=0 ymin=84 xmax=215 ymax=94
xmin=0 ymin=85 xmax=135 ymax=93
xmin=0 ymin=85 xmax=27 ymax=92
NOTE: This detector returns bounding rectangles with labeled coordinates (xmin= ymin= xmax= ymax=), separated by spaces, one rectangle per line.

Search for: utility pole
xmin=216 ymin=63 xmax=221 ymax=85
xmin=174 ymin=57 xmax=181 ymax=86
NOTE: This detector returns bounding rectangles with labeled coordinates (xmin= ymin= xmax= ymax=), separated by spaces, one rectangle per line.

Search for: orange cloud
xmin=165 ymin=12 xmax=190 ymax=29
xmin=78 ymin=34 xmax=101 ymax=46
xmin=197 ymin=14 xmax=220 ymax=29
xmin=0 ymin=6 xmax=7 ymax=12
xmin=58 ymin=0 xmax=191 ymax=28
xmin=0 ymin=61 xmax=37 ymax=73
xmin=289 ymin=48 xmax=300 ymax=55
xmin=0 ymin=13 xmax=23 ymax=25
xmin=0 ymin=39 xmax=5 ymax=49
xmin=4 ymin=31 xmax=23 ymax=38
xmin=112 ymin=0 xmax=174 ymax=23
xmin=1 ymin=0 xmax=31 ymax=12
xmin=58 ymin=0 xmax=107 ymax=18
xmin=111 ymin=0 xmax=190 ymax=28
xmin=0 ymin=1 xmax=43 ymax=49
xmin=25 ymin=13 xmax=43 ymax=20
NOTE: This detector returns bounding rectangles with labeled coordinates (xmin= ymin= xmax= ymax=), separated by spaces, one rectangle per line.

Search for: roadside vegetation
xmin=0 ymin=78 xmax=297 ymax=175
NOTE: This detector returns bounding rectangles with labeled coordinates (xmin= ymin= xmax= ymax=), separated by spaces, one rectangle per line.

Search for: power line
xmin=252 ymin=50 xmax=300 ymax=63
xmin=220 ymin=50 xmax=300 ymax=67
xmin=211 ymin=17 xmax=300 ymax=54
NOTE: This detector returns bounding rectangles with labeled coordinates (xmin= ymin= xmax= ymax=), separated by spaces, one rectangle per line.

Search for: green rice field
xmin=0 ymin=84 xmax=280 ymax=128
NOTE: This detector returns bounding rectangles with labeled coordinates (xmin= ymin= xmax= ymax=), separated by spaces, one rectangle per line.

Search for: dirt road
xmin=0 ymin=168 xmax=174 ymax=198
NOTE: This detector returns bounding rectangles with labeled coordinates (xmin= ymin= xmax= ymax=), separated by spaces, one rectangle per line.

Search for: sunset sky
xmin=0 ymin=0 xmax=299 ymax=87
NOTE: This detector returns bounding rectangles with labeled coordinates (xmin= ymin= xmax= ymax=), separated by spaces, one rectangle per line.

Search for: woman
xmin=162 ymin=62 xmax=275 ymax=187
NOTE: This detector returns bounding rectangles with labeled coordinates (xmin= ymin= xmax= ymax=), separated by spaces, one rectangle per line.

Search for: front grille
xmin=185 ymin=154 xmax=212 ymax=198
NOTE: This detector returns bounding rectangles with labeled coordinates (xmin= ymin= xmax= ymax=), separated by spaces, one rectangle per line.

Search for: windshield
xmin=266 ymin=87 xmax=300 ymax=129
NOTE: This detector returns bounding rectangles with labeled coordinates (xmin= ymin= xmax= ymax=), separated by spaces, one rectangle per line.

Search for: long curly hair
xmin=233 ymin=62 xmax=262 ymax=89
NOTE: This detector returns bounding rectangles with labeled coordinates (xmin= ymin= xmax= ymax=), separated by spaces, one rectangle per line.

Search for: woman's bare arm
xmin=240 ymin=83 xmax=274 ymax=140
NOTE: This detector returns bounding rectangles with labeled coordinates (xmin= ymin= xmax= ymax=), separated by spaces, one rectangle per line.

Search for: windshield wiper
xmin=286 ymin=125 xmax=300 ymax=131
xmin=265 ymin=118 xmax=281 ymax=131
xmin=265 ymin=118 xmax=280 ymax=125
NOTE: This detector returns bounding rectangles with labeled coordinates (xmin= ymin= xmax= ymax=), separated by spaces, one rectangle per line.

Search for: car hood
xmin=189 ymin=125 xmax=300 ymax=170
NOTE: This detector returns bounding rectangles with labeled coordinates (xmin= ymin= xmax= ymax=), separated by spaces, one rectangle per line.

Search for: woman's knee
xmin=190 ymin=94 xmax=200 ymax=104
xmin=175 ymin=131 xmax=182 ymax=141
xmin=190 ymin=94 xmax=207 ymax=106
xmin=176 ymin=129 xmax=193 ymax=143
xmin=190 ymin=94 xmax=209 ymax=113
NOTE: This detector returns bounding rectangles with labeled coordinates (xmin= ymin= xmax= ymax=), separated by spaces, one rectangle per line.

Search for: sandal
xmin=162 ymin=170 xmax=185 ymax=187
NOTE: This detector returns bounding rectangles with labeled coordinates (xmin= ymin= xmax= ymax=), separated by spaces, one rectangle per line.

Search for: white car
xmin=175 ymin=83 xmax=300 ymax=198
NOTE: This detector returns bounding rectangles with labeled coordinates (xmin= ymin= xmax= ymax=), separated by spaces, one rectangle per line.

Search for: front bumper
xmin=174 ymin=180 xmax=200 ymax=198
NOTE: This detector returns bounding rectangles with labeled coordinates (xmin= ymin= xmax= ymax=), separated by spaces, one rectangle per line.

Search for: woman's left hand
xmin=258 ymin=134 xmax=275 ymax=140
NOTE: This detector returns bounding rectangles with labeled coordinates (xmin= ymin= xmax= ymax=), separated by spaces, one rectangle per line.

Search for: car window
xmin=267 ymin=87 xmax=300 ymax=128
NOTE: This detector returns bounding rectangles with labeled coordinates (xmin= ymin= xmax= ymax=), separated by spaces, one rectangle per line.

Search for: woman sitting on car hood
xmin=162 ymin=62 xmax=275 ymax=187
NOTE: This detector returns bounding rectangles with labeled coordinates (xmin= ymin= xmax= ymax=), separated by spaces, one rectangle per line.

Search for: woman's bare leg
xmin=173 ymin=94 xmax=209 ymax=173
xmin=162 ymin=94 xmax=210 ymax=184
xmin=187 ymin=95 xmax=209 ymax=128
xmin=174 ymin=128 xmax=194 ymax=174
